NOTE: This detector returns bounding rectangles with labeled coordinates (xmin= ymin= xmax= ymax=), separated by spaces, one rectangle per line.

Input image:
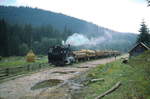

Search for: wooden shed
xmin=129 ymin=42 xmax=150 ymax=57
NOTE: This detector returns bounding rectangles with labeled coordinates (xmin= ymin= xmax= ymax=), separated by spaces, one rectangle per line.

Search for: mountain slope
xmin=0 ymin=6 xmax=137 ymax=52
xmin=0 ymin=6 xmax=98 ymax=34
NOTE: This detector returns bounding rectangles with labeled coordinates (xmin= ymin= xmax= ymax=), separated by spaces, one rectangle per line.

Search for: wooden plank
xmin=91 ymin=78 xmax=104 ymax=82
xmin=0 ymin=75 xmax=8 ymax=80
xmin=0 ymin=73 xmax=7 ymax=77
xmin=0 ymin=69 xmax=6 ymax=74
xmin=95 ymin=82 xmax=121 ymax=99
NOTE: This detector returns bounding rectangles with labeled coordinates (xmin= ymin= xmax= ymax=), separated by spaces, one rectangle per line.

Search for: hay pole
xmin=95 ymin=81 xmax=121 ymax=99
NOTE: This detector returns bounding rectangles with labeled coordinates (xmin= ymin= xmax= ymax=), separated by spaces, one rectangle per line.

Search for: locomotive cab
xmin=48 ymin=45 xmax=75 ymax=66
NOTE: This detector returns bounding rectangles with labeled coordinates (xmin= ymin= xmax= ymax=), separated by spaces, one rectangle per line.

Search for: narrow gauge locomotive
xmin=48 ymin=45 xmax=120 ymax=66
xmin=48 ymin=45 xmax=75 ymax=66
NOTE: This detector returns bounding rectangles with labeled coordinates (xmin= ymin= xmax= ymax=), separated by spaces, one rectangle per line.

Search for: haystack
xmin=26 ymin=50 xmax=36 ymax=62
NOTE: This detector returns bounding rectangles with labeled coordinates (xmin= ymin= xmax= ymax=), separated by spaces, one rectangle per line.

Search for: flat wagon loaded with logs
xmin=48 ymin=45 xmax=120 ymax=66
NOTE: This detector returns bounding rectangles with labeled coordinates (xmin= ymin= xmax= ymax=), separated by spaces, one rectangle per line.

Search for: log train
xmin=48 ymin=45 xmax=120 ymax=66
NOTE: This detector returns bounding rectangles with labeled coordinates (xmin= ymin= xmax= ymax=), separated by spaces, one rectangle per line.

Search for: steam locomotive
xmin=48 ymin=45 xmax=75 ymax=65
xmin=48 ymin=45 xmax=120 ymax=66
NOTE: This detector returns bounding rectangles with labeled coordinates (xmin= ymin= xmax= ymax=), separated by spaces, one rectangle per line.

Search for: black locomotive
xmin=48 ymin=45 xmax=75 ymax=66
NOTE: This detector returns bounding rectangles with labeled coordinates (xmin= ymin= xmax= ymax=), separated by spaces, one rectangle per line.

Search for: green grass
xmin=0 ymin=56 xmax=48 ymax=68
xmin=0 ymin=56 xmax=52 ymax=83
xmin=78 ymin=51 xmax=150 ymax=99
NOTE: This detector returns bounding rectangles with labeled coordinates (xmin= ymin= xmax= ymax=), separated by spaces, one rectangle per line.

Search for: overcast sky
xmin=0 ymin=0 xmax=150 ymax=33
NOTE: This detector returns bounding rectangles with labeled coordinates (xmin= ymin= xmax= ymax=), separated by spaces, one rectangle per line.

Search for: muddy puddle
xmin=52 ymin=71 xmax=77 ymax=74
xmin=36 ymin=72 xmax=90 ymax=99
xmin=31 ymin=79 xmax=64 ymax=90
xmin=76 ymin=66 xmax=89 ymax=68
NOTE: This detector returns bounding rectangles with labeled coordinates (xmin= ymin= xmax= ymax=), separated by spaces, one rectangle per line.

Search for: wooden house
xmin=129 ymin=42 xmax=150 ymax=57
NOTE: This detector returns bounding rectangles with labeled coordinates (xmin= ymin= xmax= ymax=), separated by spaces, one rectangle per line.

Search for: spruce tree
xmin=137 ymin=20 xmax=150 ymax=46
xmin=147 ymin=0 xmax=150 ymax=6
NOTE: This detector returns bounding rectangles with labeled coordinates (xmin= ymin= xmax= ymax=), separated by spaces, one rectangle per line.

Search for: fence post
xmin=27 ymin=65 xmax=30 ymax=71
xmin=6 ymin=68 xmax=9 ymax=76
xmin=39 ymin=63 xmax=41 ymax=69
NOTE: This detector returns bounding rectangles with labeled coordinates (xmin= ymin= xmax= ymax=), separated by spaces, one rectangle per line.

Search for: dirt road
xmin=0 ymin=54 xmax=128 ymax=99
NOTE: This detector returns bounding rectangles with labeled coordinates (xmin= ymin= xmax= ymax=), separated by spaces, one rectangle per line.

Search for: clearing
xmin=0 ymin=54 xmax=127 ymax=99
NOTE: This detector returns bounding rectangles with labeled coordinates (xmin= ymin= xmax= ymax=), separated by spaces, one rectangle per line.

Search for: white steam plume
xmin=64 ymin=32 xmax=112 ymax=46
xmin=65 ymin=33 xmax=89 ymax=46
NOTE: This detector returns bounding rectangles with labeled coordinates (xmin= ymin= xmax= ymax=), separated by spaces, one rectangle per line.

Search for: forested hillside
xmin=0 ymin=19 xmax=71 ymax=56
xmin=0 ymin=6 xmax=137 ymax=56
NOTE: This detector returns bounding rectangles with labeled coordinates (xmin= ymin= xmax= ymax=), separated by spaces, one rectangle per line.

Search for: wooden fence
xmin=0 ymin=63 xmax=50 ymax=80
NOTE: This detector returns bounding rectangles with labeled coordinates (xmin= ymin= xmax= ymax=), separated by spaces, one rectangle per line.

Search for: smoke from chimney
xmin=63 ymin=31 xmax=112 ymax=46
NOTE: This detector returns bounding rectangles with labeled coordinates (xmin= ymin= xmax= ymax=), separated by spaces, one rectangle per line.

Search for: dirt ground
xmin=0 ymin=54 xmax=128 ymax=99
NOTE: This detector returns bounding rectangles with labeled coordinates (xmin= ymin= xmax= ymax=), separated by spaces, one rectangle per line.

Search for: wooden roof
xmin=129 ymin=42 xmax=150 ymax=53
